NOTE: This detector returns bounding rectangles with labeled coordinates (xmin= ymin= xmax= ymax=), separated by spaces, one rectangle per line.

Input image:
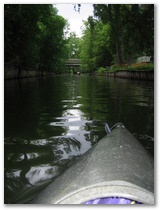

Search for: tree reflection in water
xmin=25 ymin=165 xmax=59 ymax=185
xmin=4 ymin=107 xmax=97 ymax=203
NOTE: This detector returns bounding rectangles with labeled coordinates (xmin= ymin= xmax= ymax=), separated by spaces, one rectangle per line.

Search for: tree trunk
xmin=113 ymin=5 xmax=126 ymax=65
xmin=116 ymin=40 xmax=126 ymax=65
xmin=127 ymin=48 xmax=135 ymax=65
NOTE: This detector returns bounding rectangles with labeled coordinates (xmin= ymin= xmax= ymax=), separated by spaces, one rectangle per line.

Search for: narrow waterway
xmin=4 ymin=75 xmax=154 ymax=203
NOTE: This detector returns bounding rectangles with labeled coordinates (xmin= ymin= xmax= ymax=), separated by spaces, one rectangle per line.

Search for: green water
xmin=4 ymin=75 xmax=154 ymax=203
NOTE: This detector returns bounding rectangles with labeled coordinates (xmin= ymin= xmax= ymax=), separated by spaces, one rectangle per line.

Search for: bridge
xmin=65 ymin=59 xmax=81 ymax=74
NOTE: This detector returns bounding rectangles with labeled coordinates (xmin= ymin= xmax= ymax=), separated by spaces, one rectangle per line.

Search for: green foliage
xmin=4 ymin=4 xmax=154 ymax=76
xmin=66 ymin=32 xmax=81 ymax=59
xmin=92 ymin=22 xmax=112 ymax=69
xmin=93 ymin=4 xmax=154 ymax=65
xmin=4 ymin=4 xmax=68 ymax=74
xmin=80 ymin=21 xmax=93 ymax=73
xmin=127 ymin=63 xmax=154 ymax=71
xmin=110 ymin=63 xmax=154 ymax=72
xmin=80 ymin=18 xmax=112 ymax=73
xmin=80 ymin=4 xmax=154 ymax=73
xmin=96 ymin=67 xmax=106 ymax=74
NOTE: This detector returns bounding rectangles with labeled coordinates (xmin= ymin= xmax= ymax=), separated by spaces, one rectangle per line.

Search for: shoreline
xmin=106 ymin=70 xmax=154 ymax=81
xmin=94 ymin=69 xmax=154 ymax=81
xmin=4 ymin=67 xmax=154 ymax=81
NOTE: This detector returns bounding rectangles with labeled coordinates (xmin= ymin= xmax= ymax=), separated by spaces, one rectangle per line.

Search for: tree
xmin=4 ymin=4 xmax=68 ymax=75
xmin=80 ymin=16 xmax=98 ymax=73
xmin=80 ymin=16 xmax=112 ymax=73
xmin=93 ymin=4 xmax=154 ymax=65
xmin=66 ymin=32 xmax=81 ymax=58
xmin=93 ymin=4 xmax=126 ymax=65
xmin=4 ymin=4 xmax=43 ymax=67
xmin=38 ymin=9 xmax=67 ymax=73
xmin=129 ymin=4 xmax=154 ymax=59
xmin=80 ymin=19 xmax=92 ymax=73
xmin=92 ymin=21 xmax=112 ymax=68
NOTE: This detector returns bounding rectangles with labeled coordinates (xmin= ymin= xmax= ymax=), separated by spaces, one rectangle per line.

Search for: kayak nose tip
xmin=105 ymin=122 xmax=125 ymax=134
xmin=104 ymin=123 xmax=111 ymax=134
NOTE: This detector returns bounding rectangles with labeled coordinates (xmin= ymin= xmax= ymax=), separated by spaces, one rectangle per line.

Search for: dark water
xmin=4 ymin=75 xmax=154 ymax=203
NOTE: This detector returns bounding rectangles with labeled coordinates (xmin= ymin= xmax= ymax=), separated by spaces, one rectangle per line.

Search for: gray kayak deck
xmin=31 ymin=123 xmax=154 ymax=204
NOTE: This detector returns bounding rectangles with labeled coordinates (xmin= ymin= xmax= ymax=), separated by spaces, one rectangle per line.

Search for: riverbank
xmin=4 ymin=65 xmax=54 ymax=80
xmin=92 ymin=62 xmax=154 ymax=81
xmin=4 ymin=65 xmax=154 ymax=81
xmin=106 ymin=70 xmax=154 ymax=81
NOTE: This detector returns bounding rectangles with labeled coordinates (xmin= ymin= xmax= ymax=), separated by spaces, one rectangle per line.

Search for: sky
xmin=55 ymin=4 xmax=94 ymax=37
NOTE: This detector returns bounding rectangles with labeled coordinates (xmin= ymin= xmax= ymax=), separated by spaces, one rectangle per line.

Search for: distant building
xmin=137 ymin=56 xmax=151 ymax=63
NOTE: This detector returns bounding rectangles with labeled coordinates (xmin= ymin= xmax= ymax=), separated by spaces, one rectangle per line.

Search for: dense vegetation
xmin=4 ymin=4 xmax=68 ymax=74
xmin=4 ymin=4 xmax=154 ymax=76
xmin=79 ymin=4 xmax=154 ymax=73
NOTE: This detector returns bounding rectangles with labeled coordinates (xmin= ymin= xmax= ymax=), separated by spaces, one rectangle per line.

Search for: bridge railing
xmin=65 ymin=59 xmax=81 ymax=65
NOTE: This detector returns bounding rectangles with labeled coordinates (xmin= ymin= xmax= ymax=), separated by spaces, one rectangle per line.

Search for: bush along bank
xmin=95 ymin=63 xmax=154 ymax=81
xmin=110 ymin=63 xmax=154 ymax=72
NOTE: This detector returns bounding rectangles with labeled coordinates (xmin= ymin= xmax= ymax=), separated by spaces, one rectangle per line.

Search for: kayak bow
xmin=31 ymin=122 xmax=154 ymax=204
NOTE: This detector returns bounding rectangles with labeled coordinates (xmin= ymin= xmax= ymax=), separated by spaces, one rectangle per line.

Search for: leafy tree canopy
xmin=79 ymin=4 xmax=154 ymax=73
xmin=4 ymin=4 xmax=68 ymax=73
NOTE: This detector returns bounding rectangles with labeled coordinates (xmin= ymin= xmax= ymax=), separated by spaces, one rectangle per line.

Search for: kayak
xmin=30 ymin=122 xmax=154 ymax=204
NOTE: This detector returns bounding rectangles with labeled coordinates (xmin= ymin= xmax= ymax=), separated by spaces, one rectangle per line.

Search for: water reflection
xmin=51 ymin=137 xmax=81 ymax=161
xmin=26 ymin=165 xmax=59 ymax=185
xmin=50 ymin=107 xmax=97 ymax=155
xmin=4 ymin=76 xmax=154 ymax=203
xmin=4 ymin=106 xmax=97 ymax=203
xmin=4 ymin=136 xmax=61 ymax=203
